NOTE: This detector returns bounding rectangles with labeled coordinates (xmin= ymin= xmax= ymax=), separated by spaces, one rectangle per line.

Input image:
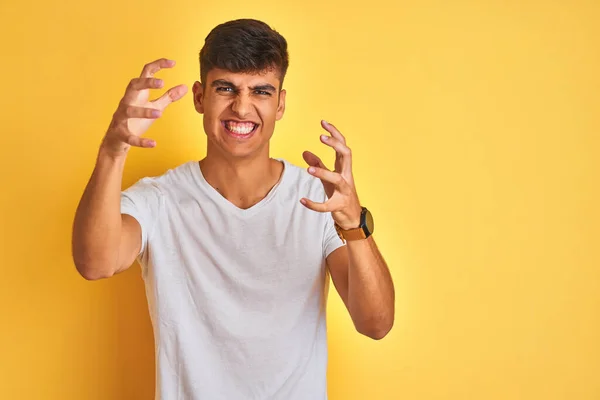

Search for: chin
xmin=211 ymin=134 xmax=262 ymax=160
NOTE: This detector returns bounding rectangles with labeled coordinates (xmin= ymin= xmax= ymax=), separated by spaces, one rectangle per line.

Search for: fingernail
xmin=300 ymin=198 xmax=307 ymax=205
xmin=322 ymin=120 xmax=329 ymax=126
xmin=152 ymin=110 xmax=161 ymax=117
xmin=320 ymin=135 xmax=329 ymax=141
xmin=308 ymin=167 xmax=316 ymax=174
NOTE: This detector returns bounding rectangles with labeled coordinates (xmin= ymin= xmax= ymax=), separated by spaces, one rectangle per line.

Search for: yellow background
xmin=1 ymin=0 xmax=598 ymax=399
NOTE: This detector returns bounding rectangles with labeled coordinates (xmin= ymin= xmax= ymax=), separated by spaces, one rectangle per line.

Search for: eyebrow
xmin=211 ymin=79 xmax=277 ymax=93
xmin=251 ymin=84 xmax=277 ymax=93
xmin=211 ymin=79 xmax=235 ymax=88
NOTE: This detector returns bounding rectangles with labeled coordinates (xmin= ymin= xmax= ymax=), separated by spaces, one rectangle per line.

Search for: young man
xmin=72 ymin=19 xmax=394 ymax=400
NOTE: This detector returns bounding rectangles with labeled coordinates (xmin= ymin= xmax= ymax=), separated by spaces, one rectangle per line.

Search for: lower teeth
xmin=228 ymin=125 xmax=254 ymax=134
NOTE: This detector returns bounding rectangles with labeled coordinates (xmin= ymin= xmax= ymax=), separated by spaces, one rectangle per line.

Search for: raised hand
xmin=301 ymin=120 xmax=363 ymax=230
xmin=101 ymin=58 xmax=188 ymax=157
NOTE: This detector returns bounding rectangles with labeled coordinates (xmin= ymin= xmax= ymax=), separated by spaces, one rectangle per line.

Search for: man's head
xmin=193 ymin=19 xmax=289 ymax=159
xmin=199 ymin=19 xmax=289 ymax=89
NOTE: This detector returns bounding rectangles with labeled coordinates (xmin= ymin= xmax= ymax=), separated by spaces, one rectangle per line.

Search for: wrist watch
xmin=335 ymin=207 xmax=374 ymax=243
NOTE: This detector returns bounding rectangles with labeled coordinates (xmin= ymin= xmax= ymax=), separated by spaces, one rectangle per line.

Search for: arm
xmin=71 ymin=58 xmax=188 ymax=280
xmin=326 ymin=237 xmax=395 ymax=339
xmin=72 ymin=150 xmax=142 ymax=280
xmin=301 ymin=120 xmax=394 ymax=339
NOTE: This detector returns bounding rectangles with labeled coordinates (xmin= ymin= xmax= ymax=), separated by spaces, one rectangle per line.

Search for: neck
xmin=199 ymin=147 xmax=284 ymax=210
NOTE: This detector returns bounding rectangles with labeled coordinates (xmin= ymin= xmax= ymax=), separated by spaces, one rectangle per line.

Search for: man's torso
xmin=121 ymin=159 xmax=344 ymax=399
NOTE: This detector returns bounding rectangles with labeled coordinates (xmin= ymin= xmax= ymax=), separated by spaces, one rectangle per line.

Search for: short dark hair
xmin=199 ymin=19 xmax=289 ymax=89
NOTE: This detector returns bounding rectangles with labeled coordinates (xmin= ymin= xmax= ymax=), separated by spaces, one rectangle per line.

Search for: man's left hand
xmin=300 ymin=120 xmax=363 ymax=230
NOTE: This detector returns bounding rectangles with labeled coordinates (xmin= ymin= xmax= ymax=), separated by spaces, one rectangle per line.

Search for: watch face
xmin=364 ymin=208 xmax=374 ymax=234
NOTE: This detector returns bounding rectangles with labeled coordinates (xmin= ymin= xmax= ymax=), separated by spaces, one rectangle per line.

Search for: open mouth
xmin=222 ymin=120 xmax=259 ymax=138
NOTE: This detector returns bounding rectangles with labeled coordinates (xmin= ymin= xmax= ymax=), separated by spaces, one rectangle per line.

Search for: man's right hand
xmin=101 ymin=58 xmax=188 ymax=158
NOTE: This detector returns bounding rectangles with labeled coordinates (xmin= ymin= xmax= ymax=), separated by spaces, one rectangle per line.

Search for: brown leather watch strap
xmin=335 ymin=224 xmax=367 ymax=242
xmin=342 ymin=228 xmax=367 ymax=241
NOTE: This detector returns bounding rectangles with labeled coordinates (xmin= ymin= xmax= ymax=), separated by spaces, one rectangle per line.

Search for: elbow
xmin=72 ymin=254 xmax=115 ymax=281
xmin=72 ymin=243 xmax=116 ymax=281
xmin=356 ymin=316 xmax=394 ymax=340
xmin=78 ymin=267 xmax=114 ymax=281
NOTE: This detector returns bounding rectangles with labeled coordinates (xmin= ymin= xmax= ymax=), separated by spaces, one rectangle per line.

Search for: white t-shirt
xmin=120 ymin=158 xmax=345 ymax=400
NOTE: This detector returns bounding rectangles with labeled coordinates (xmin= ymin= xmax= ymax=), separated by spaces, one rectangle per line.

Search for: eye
xmin=255 ymin=90 xmax=272 ymax=96
xmin=216 ymin=87 xmax=234 ymax=92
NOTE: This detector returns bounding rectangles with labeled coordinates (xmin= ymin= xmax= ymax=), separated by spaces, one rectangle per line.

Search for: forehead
xmin=206 ymin=67 xmax=281 ymax=87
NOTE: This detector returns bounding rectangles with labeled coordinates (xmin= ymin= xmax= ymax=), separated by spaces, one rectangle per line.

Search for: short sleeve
xmin=120 ymin=177 xmax=163 ymax=258
xmin=323 ymin=211 xmax=345 ymax=259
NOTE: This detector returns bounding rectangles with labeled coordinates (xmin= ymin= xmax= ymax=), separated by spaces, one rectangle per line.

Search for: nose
xmin=231 ymin=93 xmax=252 ymax=118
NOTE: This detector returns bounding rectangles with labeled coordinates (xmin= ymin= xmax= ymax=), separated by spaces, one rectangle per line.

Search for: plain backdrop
xmin=0 ymin=0 xmax=598 ymax=399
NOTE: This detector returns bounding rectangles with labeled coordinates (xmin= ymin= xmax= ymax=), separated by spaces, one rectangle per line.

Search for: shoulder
xmin=278 ymin=158 xmax=328 ymax=201
xmin=279 ymin=158 xmax=318 ymax=187
xmin=123 ymin=160 xmax=198 ymax=197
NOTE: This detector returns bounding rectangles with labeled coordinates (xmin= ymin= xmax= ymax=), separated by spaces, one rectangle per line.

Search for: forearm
xmin=346 ymin=236 xmax=395 ymax=339
xmin=72 ymin=147 xmax=126 ymax=279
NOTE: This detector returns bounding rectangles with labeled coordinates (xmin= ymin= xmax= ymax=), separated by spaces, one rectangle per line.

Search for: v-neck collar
xmin=191 ymin=158 xmax=288 ymax=217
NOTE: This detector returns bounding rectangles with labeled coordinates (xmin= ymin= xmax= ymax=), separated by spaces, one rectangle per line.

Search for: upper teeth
xmin=226 ymin=121 xmax=256 ymax=134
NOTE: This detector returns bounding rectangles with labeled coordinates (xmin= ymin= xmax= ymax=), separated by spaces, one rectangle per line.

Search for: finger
xmin=121 ymin=133 xmax=156 ymax=148
xmin=122 ymin=78 xmax=165 ymax=103
xmin=321 ymin=120 xmax=346 ymax=144
xmin=152 ymin=84 xmax=189 ymax=110
xmin=117 ymin=104 xmax=162 ymax=120
xmin=140 ymin=58 xmax=176 ymax=78
xmin=300 ymin=197 xmax=332 ymax=213
xmin=320 ymin=135 xmax=352 ymax=160
xmin=307 ymin=166 xmax=346 ymax=189
xmin=302 ymin=151 xmax=329 ymax=170
xmin=128 ymin=77 xmax=165 ymax=91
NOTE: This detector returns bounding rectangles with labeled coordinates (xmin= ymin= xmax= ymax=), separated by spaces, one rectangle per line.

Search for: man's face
xmin=193 ymin=68 xmax=286 ymax=159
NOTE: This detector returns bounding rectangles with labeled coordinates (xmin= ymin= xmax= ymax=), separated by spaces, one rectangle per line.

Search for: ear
xmin=192 ymin=81 xmax=205 ymax=114
xmin=276 ymin=89 xmax=286 ymax=121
